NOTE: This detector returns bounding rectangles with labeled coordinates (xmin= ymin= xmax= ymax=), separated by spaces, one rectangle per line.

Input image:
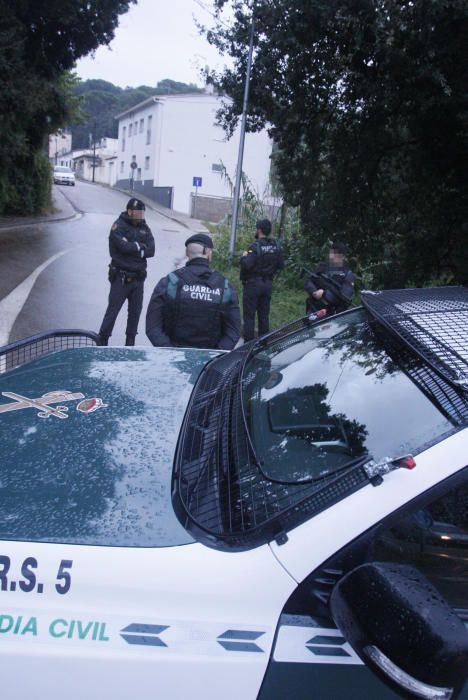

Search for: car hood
xmin=0 ymin=346 xmax=219 ymax=548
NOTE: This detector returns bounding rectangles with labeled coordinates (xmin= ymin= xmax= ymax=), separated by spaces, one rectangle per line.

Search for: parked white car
xmin=52 ymin=165 xmax=75 ymax=186
xmin=0 ymin=287 xmax=467 ymax=700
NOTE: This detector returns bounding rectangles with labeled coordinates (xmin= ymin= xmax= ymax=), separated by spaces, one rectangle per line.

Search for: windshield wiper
xmin=256 ymin=452 xmax=416 ymax=488
xmin=256 ymin=452 xmax=373 ymax=486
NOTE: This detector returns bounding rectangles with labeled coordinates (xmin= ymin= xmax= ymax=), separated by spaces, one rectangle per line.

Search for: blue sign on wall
xmin=192 ymin=177 xmax=202 ymax=187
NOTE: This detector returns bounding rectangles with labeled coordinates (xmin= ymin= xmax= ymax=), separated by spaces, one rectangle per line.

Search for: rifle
xmin=302 ymin=267 xmax=354 ymax=308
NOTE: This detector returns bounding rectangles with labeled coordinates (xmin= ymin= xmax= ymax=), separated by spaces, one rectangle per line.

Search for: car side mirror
xmin=330 ymin=562 xmax=468 ymax=700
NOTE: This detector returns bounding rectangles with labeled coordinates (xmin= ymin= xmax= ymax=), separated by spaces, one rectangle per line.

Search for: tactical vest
xmin=248 ymin=238 xmax=282 ymax=279
xmin=327 ymin=266 xmax=347 ymax=286
xmin=163 ymin=267 xmax=232 ymax=348
xmin=310 ymin=264 xmax=353 ymax=314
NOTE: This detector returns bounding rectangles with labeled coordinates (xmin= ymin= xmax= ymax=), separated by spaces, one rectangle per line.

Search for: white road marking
xmin=0 ymin=248 xmax=74 ymax=346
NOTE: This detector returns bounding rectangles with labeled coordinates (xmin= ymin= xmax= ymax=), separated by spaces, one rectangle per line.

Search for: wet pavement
xmin=0 ymin=180 xmax=210 ymax=347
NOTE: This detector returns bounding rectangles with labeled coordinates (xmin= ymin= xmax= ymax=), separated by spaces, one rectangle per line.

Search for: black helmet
xmin=330 ymin=241 xmax=347 ymax=255
xmin=185 ymin=233 xmax=214 ymax=249
xmin=126 ymin=198 xmax=145 ymax=211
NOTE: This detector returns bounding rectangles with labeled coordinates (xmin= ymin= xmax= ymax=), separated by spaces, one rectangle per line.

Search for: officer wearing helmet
xmin=98 ymin=198 xmax=155 ymax=346
xmin=305 ymin=241 xmax=355 ymax=316
xmin=146 ymin=233 xmax=241 ymax=349
xmin=240 ymin=218 xmax=284 ymax=342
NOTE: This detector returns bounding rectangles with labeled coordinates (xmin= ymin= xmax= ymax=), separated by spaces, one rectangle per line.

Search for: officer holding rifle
xmin=304 ymin=241 xmax=355 ymax=316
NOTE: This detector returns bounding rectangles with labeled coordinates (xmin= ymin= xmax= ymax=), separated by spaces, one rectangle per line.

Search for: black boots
xmin=125 ymin=335 xmax=135 ymax=346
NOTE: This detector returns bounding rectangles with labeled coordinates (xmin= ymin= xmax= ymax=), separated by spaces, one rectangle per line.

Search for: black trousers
xmin=99 ymin=277 xmax=144 ymax=339
xmin=306 ymin=297 xmax=326 ymax=314
xmin=242 ymin=277 xmax=273 ymax=342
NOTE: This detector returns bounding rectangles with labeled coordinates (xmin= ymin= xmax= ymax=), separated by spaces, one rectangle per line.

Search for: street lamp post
xmin=130 ymin=160 xmax=138 ymax=192
xmin=229 ymin=5 xmax=256 ymax=261
xmin=92 ymin=120 xmax=97 ymax=183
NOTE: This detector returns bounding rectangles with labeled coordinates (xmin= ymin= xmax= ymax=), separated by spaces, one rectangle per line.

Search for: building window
xmin=146 ymin=115 xmax=152 ymax=145
xmin=120 ymin=161 xmax=124 ymax=173
xmin=137 ymin=168 xmax=142 ymax=181
xmin=129 ymin=123 xmax=133 ymax=137
xmin=212 ymin=163 xmax=223 ymax=173
xmin=121 ymin=126 xmax=126 ymax=152
xmin=139 ymin=119 xmax=144 ymax=133
xmin=134 ymin=121 xmax=138 ymax=135
xmin=145 ymin=156 xmax=150 ymax=170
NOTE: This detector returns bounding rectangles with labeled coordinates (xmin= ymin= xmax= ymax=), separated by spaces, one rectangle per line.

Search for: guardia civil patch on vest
xmin=260 ymin=244 xmax=277 ymax=254
xmin=180 ymin=283 xmax=223 ymax=304
xmin=167 ymin=271 xmax=231 ymax=305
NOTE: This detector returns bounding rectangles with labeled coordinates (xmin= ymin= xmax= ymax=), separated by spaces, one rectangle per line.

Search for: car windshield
xmin=242 ymin=309 xmax=454 ymax=483
xmin=54 ymin=166 xmax=72 ymax=173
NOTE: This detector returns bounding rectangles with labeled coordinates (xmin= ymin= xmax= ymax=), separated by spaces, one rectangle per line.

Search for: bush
xmin=3 ymin=150 xmax=51 ymax=215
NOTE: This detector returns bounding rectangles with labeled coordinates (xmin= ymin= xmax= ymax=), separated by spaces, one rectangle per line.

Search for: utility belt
xmin=243 ymin=274 xmax=273 ymax=283
xmin=108 ymin=265 xmax=146 ymax=284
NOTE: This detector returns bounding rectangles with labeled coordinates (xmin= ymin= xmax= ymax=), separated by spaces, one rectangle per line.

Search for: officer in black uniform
xmin=145 ymin=233 xmax=241 ymax=350
xmin=98 ymin=198 xmax=155 ymax=346
xmin=240 ymin=219 xmax=284 ymax=342
xmin=304 ymin=241 xmax=355 ymax=316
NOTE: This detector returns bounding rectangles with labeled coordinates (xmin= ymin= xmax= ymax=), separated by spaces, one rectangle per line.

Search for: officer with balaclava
xmin=98 ymin=198 xmax=155 ymax=346
xmin=146 ymin=233 xmax=241 ymax=349
xmin=305 ymin=241 xmax=355 ymax=316
xmin=240 ymin=218 xmax=284 ymax=342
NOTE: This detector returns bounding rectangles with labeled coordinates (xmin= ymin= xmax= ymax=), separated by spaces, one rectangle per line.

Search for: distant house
xmin=115 ymin=92 xmax=276 ymax=220
xmin=72 ymin=138 xmax=118 ymax=186
xmin=48 ymin=130 xmax=72 ymax=166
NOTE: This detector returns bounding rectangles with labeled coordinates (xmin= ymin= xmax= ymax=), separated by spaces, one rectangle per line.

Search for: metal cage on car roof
xmin=361 ymin=287 xmax=468 ymax=392
xmin=0 ymin=330 xmax=99 ymax=374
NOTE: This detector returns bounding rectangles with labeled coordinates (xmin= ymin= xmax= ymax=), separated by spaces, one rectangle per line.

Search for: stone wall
xmin=190 ymin=194 xmax=232 ymax=222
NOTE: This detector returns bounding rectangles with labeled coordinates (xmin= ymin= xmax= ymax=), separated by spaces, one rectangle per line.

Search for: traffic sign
xmin=130 ymin=161 xmax=138 ymax=170
xmin=193 ymin=177 xmax=202 ymax=187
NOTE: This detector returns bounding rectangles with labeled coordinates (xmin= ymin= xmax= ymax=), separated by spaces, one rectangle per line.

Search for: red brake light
xmin=399 ymin=456 xmax=417 ymax=469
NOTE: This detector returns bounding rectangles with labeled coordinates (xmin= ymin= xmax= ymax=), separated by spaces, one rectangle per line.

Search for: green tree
xmin=205 ymin=0 xmax=468 ymax=286
xmin=0 ymin=0 xmax=137 ymax=214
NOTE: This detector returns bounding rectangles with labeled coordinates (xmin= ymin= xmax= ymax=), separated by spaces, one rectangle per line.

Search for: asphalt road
xmin=0 ymin=181 xmax=192 ymax=347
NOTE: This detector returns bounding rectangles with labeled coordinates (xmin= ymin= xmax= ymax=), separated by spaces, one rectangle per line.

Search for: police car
xmin=0 ymin=287 xmax=467 ymax=700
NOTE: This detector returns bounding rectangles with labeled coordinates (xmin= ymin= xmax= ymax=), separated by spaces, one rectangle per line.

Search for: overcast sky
xmin=76 ymin=0 xmax=230 ymax=88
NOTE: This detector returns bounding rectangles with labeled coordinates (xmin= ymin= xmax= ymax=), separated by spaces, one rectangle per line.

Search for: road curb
xmin=0 ymin=187 xmax=80 ymax=232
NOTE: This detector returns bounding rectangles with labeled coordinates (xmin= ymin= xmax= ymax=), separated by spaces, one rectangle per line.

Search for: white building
xmin=115 ymin=93 xmax=275 ymax=220
xmin=72 ymin=138 xmax=119 ymax=186
xmin=49 ymin=130 xmax=73 ymax=165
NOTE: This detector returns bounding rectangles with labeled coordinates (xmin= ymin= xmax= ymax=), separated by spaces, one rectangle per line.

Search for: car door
xmin=0 ymin=538 xmax=298 ymax=700
xmin=260 ymin=458 xmax=468 ymax=699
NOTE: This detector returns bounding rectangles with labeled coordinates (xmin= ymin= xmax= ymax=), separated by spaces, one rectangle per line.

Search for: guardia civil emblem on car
xmin=0 ymin=390 xmax=107 ymax=419
xmin=76 ymin=397 xmax=107 ymax=414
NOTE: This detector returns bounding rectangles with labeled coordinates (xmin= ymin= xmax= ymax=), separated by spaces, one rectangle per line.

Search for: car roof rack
xmin=361 ymin=287 xmax=468 ymax=393
xmin=0 ymin=330 xmax=99 ymax=374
